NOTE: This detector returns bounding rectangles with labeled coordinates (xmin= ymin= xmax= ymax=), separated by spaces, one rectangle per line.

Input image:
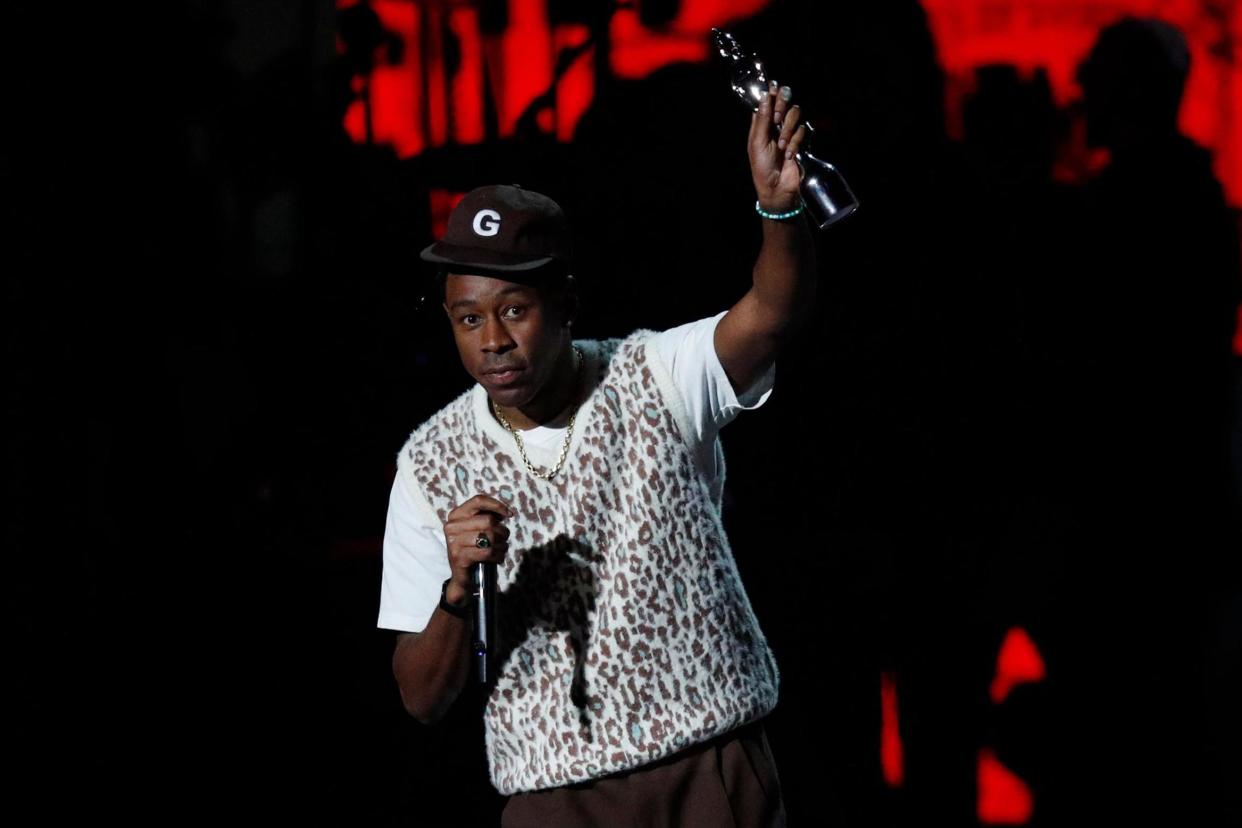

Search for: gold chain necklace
xmin=489 ymin=346 xmax=584 ymax=481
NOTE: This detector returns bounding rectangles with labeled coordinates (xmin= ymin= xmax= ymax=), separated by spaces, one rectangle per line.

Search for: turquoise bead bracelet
xmin=755 ymin=199 xmax=805 ymax=221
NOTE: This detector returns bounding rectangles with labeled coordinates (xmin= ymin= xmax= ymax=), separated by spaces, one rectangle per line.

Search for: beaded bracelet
xmin=755 ymin=199 xmax=805 ymax=221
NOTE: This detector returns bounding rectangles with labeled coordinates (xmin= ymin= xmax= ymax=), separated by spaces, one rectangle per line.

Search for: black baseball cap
xmin=420 ymin=184 xmax=572 ymax=273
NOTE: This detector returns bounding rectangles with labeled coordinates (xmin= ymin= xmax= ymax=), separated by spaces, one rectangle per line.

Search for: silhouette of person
xmin=1043 ymin=16 xmax=1242 ymax=823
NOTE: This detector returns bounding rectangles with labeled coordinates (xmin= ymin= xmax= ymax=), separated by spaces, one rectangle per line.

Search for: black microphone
xmin=472 ymin=561 xmax=497 ymax=684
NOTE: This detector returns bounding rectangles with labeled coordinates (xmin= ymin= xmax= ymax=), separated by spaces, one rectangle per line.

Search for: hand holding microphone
xmin=442 ymin=494 xmax=513 ymax=684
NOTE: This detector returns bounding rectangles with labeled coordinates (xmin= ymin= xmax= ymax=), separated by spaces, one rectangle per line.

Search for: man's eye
xmin=461 ymin=314 xmax=479 ymax=325
xmin=503 ymin=306 xmax=522 ymax=318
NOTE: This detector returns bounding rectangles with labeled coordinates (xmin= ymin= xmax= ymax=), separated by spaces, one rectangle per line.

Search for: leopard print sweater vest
xmin=397 ymin=329 xmax=780 ymax=795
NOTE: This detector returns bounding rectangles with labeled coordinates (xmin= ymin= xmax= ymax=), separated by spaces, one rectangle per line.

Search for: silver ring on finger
xmin=475 ymin=532 xmax=491 ymax=549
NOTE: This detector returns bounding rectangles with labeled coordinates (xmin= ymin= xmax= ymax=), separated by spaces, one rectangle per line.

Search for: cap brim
xmin=419 ymin=240 xmax=557 ymax=273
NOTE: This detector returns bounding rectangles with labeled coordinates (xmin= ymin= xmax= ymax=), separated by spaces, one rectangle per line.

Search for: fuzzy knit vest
xmin=396 ymin=328 xmax=780 ymax=795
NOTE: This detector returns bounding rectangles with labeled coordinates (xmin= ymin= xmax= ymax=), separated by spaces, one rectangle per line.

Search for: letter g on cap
xmin=472 ymin=209 xmax=501 ymax=237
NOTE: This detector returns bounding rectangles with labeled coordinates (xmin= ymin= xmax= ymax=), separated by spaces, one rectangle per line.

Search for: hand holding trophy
xmin=713 ymin=28 xmax=859 ymax=229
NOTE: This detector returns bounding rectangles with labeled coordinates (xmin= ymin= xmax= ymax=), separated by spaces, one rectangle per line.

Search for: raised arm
xmin=715 ymin=81 xmax=817 ymax=398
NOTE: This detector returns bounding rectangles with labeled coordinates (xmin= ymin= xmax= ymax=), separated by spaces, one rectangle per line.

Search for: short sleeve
xmin=648 ymin=310 xmax=777 ymax=447
xmin=377 ymin=470 xmax=452 ymax=633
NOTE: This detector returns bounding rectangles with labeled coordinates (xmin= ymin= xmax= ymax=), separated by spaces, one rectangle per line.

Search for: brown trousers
xmin=501 ymin=719 xmax=786 ymax=827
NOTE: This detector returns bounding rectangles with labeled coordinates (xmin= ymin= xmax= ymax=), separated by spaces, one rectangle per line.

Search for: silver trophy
xmin=713 ymin=28 xmax=858 ymax=229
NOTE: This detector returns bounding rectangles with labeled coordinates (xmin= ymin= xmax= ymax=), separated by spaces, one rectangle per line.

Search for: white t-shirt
xmin=377 ymin=310 xmax=776 ymax=633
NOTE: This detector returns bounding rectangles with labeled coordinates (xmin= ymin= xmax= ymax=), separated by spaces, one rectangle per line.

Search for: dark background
xmin=7 ymin=0 xmax=1242 ymax=824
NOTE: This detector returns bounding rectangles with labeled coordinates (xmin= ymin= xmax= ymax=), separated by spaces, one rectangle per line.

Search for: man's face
xmin=442 ymin=272 xmax=568 ymax=408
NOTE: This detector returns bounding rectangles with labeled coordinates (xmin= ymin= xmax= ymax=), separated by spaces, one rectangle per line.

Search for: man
xmin=1038 ymin=18 xmax=1242 ymax=824
xmin=379 ymin=80 xmax=817 ymax=825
